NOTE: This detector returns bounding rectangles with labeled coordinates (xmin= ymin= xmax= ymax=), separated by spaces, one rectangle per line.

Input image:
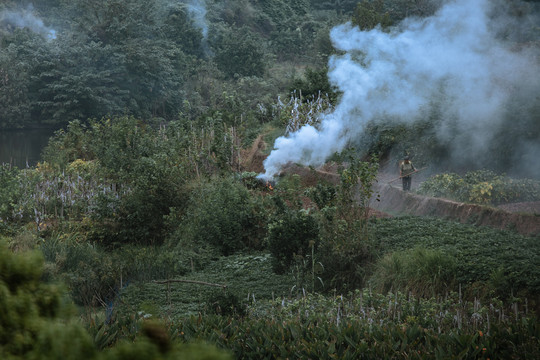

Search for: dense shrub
xmin=173 ymin=177 xmax=267 ymax=256
xmin=266 ymin=209 xmax=319 ymax=274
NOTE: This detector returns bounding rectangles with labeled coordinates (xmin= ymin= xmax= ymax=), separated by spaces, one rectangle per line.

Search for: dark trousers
xmin=402 ymin=176 xmax=412 ymax=191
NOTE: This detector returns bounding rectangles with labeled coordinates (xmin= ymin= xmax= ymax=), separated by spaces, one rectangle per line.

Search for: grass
xmin=116 ymin=253 xmax=296 ymax=319
xmin=369 ymin=247 xmax=458 ymax=297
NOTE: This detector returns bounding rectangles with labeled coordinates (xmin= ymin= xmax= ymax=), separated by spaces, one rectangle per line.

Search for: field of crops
xmin=73 ymin=215 xmax=537 ymax=358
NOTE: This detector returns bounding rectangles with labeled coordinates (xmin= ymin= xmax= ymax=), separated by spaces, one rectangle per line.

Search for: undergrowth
xmin=371 ymin=216 xmax=540 ymax=301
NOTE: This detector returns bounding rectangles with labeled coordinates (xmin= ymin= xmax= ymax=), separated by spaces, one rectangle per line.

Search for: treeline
xmin=2 ymin=0 xmax=539 ymax=178
xmin=2 ymin=0 xmax=518 ymax=130
xmin=0 ymin=0 xmax=349 ymax=129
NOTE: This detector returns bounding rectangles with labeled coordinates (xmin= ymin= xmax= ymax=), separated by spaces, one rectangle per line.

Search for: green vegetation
xmin=1 ymin=1 xmax=539 ymax=358
xmin=2 ymin=114 xmax=539 ymax=357
xmin=418 ymin=170 xmax=540 ymax=205
xmin=372 ymin=216 xmax=540 ymax=299
xmin=0 ymin=0 xmax=350 ymax=130
xmin=172 ymin=291 xmax=539 ymax=359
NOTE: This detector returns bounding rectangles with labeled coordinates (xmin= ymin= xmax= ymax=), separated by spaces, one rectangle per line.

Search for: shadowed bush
xmin=172 ymin=177 xmax=268 ymax=256
xmin=266 ymin=209 xmax=319 ymax=275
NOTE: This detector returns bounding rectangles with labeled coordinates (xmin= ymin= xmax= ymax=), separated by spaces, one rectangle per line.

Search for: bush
xmin=40 ymin=233 xmax=193 ymax=306
xmin=40 ymin=234 xmax=121 ymax=306
xmin=0 ymin=239 xmax=233 ymax=360
xmin=205 ymin=290 xmax=246 ymax=317
xmin=0 ymin=239 xmax=97 ymax=359
xmin=266 ymin=209 xmax=319 ymax=274
xmin=174 ymin=177 xmax=267 ymax=256
xmin=369 ymin=247 xmax=458 ymax=297
xmin=0 ymin=164 xmax=21 ymax=223
xmin=316 ymin=214 xmax=376 ymax=292
xmin=416 ymin=172 xmax=467 ymax=200
xmin=313 ymin=155 xmax=379 ymax=292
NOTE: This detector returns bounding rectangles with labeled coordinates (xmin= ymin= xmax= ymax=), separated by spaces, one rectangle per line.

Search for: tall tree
xmin=0 ymin=30 xmax=36 ymax=128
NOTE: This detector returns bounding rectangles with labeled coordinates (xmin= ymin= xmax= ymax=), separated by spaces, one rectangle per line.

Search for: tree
xmin=213 ymin=26 xmax=266 ymax=78
xmin=0 ymin=29 xmax=44 ymax=128
xmin=30 ymin=40 xmax=128 ymax=124
xmin=384 ymin=0 xmax=442 ymax=22
xmin=41 ymin=0 xmax=187 ymax=122
xmin=267 ymin=209 xmax=319 ymax=274
xmin=0 ymin=239 xmax=233 ymax=359
xmin=309 ymin=0 xmax=359 ymax=13
xmin=0 ymin=240 xmax=97 ymax=359
xmin=176 ymin=178 xmax=266 ymax=255
xmin=67 ymin=0 xmax=159 ymax=45
xmin=290 ymin=67 xmax=339 ymax=103
xmin=162 ymin=4 xmax=204 ymax=57
xmin=352 ymin=0 xmax=392 ymax=31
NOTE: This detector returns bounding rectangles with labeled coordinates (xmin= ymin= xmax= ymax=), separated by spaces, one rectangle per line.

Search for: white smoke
xmin=260 ymin=0 xmax=540 ymax=180
xmin=0 ymin=9 xmax=56 ymax=40
xmin=183 ymin=0 xmax=209 ymax=39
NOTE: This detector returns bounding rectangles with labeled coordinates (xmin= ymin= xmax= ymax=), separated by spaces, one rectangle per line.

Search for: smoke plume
xmin=260 ymin=0 xmax=540 ymax=180
xmin=0 ymin=9 xmax=56 ymax=40
xmin=183 ymin=0 xmax=209 ymax=39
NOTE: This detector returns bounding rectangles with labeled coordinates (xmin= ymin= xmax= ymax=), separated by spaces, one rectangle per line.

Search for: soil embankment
xmin=371 ymin=183 xmax=540 ymax=236
xmin=242 ymin=137 xmax=540 ymax=236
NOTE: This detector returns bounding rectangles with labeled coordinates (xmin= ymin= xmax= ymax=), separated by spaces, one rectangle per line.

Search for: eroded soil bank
xmin=371 ymin=183 xmax=540 ymax=236
xmin=244 ymin=138 xmax=540 ymax=236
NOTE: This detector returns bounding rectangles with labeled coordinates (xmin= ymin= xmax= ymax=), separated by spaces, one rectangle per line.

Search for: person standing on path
xmin=400 ymin=155 xmax=416 ymax=191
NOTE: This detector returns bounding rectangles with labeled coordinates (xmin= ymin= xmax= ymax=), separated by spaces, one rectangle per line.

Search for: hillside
xmin=1 ymin=1 xmax=540 ymax=359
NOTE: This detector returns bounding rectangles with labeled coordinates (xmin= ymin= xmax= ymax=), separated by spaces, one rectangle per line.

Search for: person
xmin=399 ymin=155 xmax=416 ymax=191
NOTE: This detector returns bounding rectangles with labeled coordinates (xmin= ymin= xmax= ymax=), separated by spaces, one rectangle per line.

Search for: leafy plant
xmin=418 ymin=170 xmax=540 ymax=205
